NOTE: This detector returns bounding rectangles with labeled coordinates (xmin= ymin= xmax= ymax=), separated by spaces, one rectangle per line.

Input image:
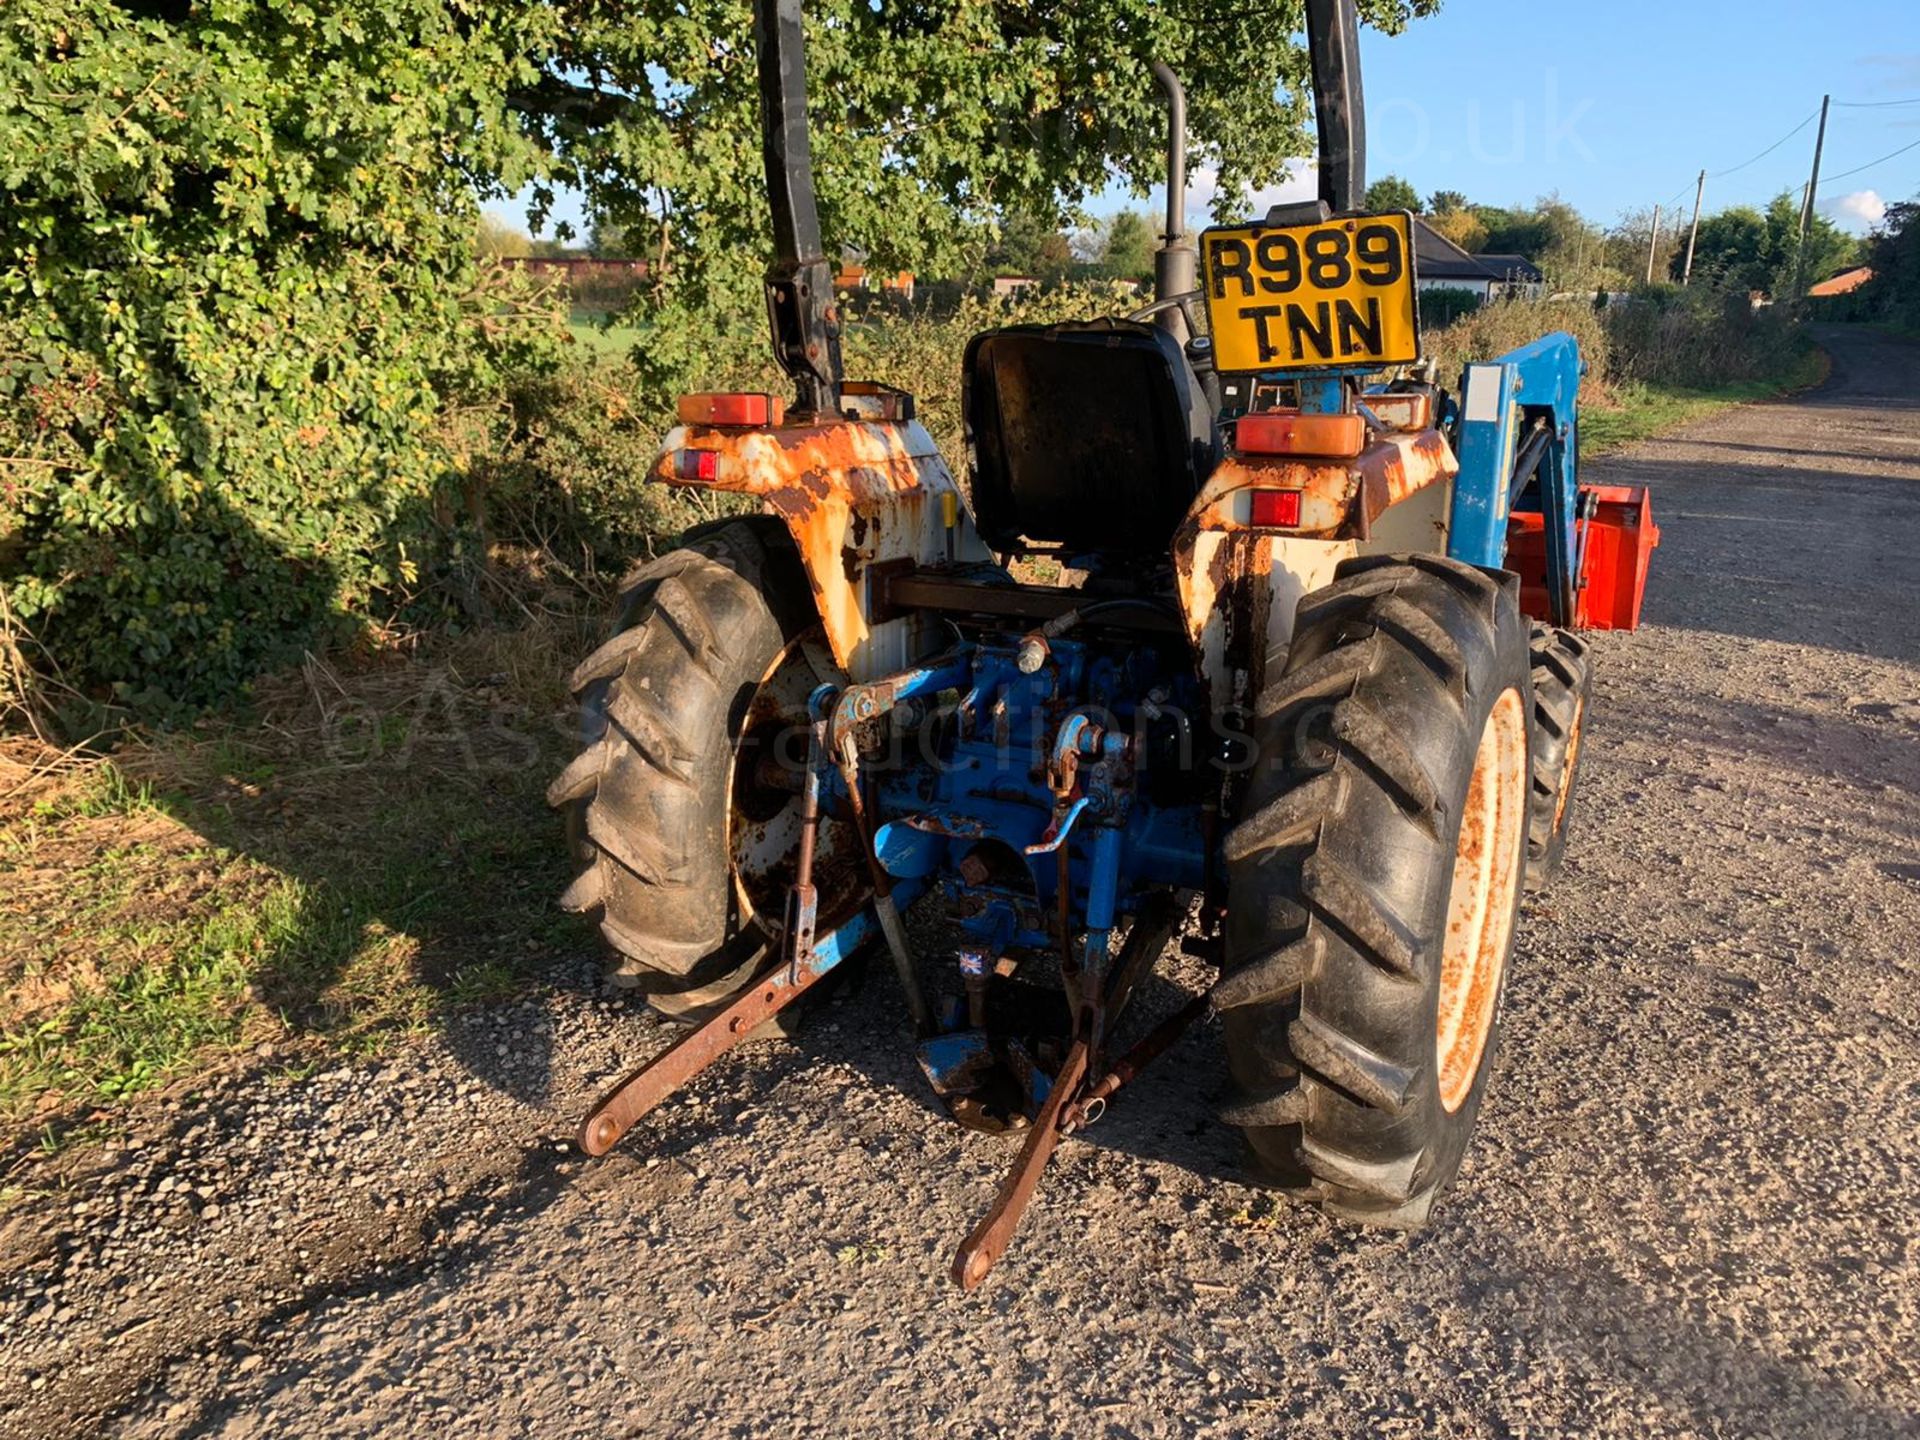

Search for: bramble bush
xmin=0 ymin=2 xmax=564 ymax=720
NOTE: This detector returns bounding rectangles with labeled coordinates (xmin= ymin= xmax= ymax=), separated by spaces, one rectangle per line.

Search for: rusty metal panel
xmin=653 ymin=418 xmax=993 ymax=680
xmin=1183 ymin=430 xmax=1456 ymax=543
xmin=1171 ymin=428 xmax=1456 ymax=710
xmin=1361 ymin=391 xmax=1435 ymax=433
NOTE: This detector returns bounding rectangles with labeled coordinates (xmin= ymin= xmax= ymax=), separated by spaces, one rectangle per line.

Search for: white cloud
xmin=1822 ymin=189 xmax=1887 ymax=233
xmin=1146 ymin=160 xmax=1319 ymax=231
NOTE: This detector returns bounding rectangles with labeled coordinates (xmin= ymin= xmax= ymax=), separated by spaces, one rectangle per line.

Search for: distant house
xmin=1475 ymin=253 xmax=1547 ymax=299
xmin=992 ymin=275 xmax=1040 ymax=298
xmin=834 ymin=260 xmax=916 ymax=301
xmin=1411 ymin=220 xmax=1545 ymax=302
xmin=1809 ymin=266 xmax=1874 ymax=298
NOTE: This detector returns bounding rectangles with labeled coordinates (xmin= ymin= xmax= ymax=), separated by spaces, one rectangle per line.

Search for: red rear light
xmin=1237 ymin=411 xmax=1366 ymax=458
xmin=678 ymin=392 xmax=783 ymax=427
xmin=1249 ymin=489 xmax=1304 ymax=529
xmin=673 ymin=449 xmax=721 ymax=482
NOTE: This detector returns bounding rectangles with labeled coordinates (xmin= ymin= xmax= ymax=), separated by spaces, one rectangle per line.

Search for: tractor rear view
xmin=549 ymin=0 xmax=1659 ymax=1287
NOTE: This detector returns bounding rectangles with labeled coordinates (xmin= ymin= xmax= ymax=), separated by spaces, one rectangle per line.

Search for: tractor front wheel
xmin=1524 ymin=625 xmax=1593 ymax=891
xmin=1216 ymin=554 xmax=1532 ymax=1227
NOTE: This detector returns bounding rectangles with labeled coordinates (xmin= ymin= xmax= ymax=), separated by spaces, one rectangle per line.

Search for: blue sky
xmin=1337 ymin=0 xmax=1920 ymax=234
xmin=492 ymin=2 xmax=1920 ymax=242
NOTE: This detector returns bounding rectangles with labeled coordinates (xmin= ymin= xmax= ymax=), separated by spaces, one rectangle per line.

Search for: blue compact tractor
xmin=549 ymin=0 xmax=1653 ymax=1287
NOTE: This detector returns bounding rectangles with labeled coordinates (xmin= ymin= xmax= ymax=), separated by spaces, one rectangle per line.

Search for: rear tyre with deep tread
xmin=548 ymin=516 xmax=822 ymax=1022
xmin=1216 ymin=554 xmax=1532 ymax=1228
xmin=1524 ymin=625 xmax=1592 ymax=892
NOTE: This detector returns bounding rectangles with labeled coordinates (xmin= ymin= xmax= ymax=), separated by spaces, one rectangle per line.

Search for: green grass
xmin=1582 ymin=343 xmax=1829 ymax=455
xmin=566 ymin=309 xmax=645 ymax=359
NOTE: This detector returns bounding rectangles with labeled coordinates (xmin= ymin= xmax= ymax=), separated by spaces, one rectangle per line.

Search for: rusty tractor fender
xmin=1171 ymin=422 xmax=1458 ymax=713
xmin=652 ymin=400 xmax=996 ymax=683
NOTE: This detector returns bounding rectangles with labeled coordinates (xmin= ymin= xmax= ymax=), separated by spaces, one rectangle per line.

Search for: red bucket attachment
xmin=1506 ymin=484 xmax=1661 ymax=632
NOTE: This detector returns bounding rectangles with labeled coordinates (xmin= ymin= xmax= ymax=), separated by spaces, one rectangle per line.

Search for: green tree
xmin=587 ymin=215 xmax=633 ymax=259
xmin=1858 ymin=199 xmax=1920 ymax=327
xmin=986 ymin=209 xmax=1075 ymax=281
xmin=1676 ymin=206 xmax=1770 ymax=290
xmin=1 ymin=1 xmax=563 ymax=714
xmin=1365 ymin=175 xmax=1422 ymax=213
xmin=1429 ymin=189 xmax=1469 ymax=215
xmin=1680 ymin=195 xmax=1857 ymax=296
xmin=1769 ymin=194 xmax=1857 ymax=297
xmin=1098 ymin=211 xmax=1157 ymax=282
xmin=520 ymin=0 xmax=1441 ymax=390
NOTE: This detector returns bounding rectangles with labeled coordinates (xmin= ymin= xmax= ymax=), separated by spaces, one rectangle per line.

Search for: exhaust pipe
xmin=1305 ymin=0 xmax=1367 ymax=212
xmin=1149 ymin=62 xmax=1197 ymax=344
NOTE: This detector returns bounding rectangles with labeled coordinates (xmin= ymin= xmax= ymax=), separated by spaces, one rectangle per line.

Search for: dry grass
xmin=0 ymin=614 xmax=599 ymax=1155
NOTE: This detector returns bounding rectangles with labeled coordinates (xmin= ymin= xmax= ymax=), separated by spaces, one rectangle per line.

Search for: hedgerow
xmin=0 ymin=2 xmax=563 ymax=719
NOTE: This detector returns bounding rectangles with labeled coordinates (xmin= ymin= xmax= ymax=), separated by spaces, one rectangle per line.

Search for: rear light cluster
xmin=1236 ymin=410 xmax=1365 ymax=459
xmin=677 ymin=392 xmax=784 ymax=427
xmin=1361 ymin=391 xmax=1434 ymax=432
xmin=1248 ymin=490 xmax=1304 ymax=529
xmin=672 ymin=449 xmax=720 ymax=482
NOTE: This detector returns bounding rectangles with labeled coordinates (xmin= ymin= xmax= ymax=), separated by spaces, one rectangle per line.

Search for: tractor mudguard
xmin=1170 ymin=408 xmax=1458 ymax=713
xmin=651 ymin=395 xmax=996 ymax=682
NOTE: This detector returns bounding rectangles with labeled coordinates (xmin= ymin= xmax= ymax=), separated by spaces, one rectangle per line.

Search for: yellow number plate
xmin=1201 ymin=212 xmax=1420 ymax=374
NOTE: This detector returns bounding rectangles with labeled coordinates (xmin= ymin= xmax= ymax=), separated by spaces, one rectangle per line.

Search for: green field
xmin=566 ymin=311 xmax=645 ymax=358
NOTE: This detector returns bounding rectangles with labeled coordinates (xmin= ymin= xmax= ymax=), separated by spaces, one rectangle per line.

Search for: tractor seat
xmin=962 ymin=320 xmax=1215 ymax=559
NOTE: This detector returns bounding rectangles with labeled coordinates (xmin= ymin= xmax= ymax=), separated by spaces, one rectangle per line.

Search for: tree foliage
xmin=1098 ymin=211 xmax=1158 ymax=282
xmin=523 ymin=0 xmax=1438 ymax=390
xmin=984 ymin=210 xmax=1075 ymax=281
xmin=478 ymin=214 xmax=536 ymax=258
xmin=1 ymin=1 xmax=564 ymax=716
xmin=1425 ymin=207 xmax=1487 ymax=254
xmin=1855 ymin=199 xmax=1920 ymax=328
xmin=1675 ymin=195 xmax=1857 ymax=297
xmin=1364 ymin=175 xmax=1422 ymax=213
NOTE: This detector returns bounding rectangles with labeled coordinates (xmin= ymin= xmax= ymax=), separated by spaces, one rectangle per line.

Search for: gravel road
xmin=5 ymin=325 xmax=1919 ymax=1439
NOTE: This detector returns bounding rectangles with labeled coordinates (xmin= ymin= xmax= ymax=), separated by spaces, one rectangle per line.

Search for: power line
xmin=1706 ymin=111 xmax=1819 ymax=180
xmin=1833 ymin=96 xmax=1920 ymax=109
xmin=1818 ymin=133 xmax=1920 ymax=188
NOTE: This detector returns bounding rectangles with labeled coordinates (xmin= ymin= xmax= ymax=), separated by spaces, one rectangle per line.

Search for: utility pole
xmin=1645 ymin=204 xmax=1662 ymax=286
xmin=1794 ymin=95 xmax=1831 ymax=299
xmin=1682 ymin=170 xmax=1706 ymax=286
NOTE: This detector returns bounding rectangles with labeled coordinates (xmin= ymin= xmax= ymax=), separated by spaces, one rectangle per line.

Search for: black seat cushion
xmin=962 ymin=320 xmax=1215 ymax=557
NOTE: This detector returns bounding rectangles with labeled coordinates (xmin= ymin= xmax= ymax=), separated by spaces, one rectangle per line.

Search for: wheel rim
xmin=1437 ymin=687 xmax=1528 ymax=1113
xmin=727 ymin=634 xmax=865 ymax=936
xmin=1553 ymin=696 xmax=1586 ymax=830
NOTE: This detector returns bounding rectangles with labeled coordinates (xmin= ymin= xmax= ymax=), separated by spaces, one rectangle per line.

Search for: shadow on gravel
xmin=1599 ymin=687 xmax=1920 ymax=817
xmin=1462 ymin=1252 xmax=1917 ymax=1439
xmin=1628 ymin=454 xmax=1920 ymax=664
xmin=1609 ymin=326 xmax=1920 ymax=665
xmin=1669 ymin=438 xmax=1920 ymax=467
xmin=127 ymin=1129 xmax=587 ymax=1439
